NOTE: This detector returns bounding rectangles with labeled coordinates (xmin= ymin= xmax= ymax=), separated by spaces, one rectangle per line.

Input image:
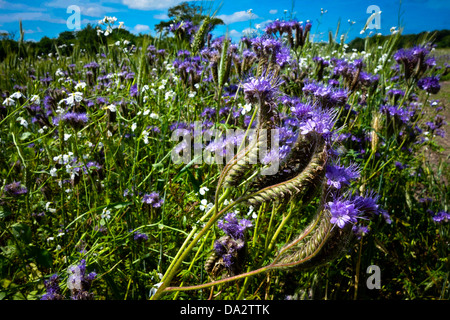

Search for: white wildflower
xmin=30 ymin=95 xmax=40 ymax=105
xmin=10 ymin=91 xmax=23 ymax=99
xmin=199 ymin=186 xmax=209 ymax=195
xmin=2 ymin=97 xmax=15 ymax=106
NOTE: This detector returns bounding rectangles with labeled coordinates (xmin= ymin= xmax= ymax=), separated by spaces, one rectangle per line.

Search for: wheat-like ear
xmin=241 ymin=132 xmax=327 ymax=207
xmin=218 ymin=36 xmax=230 ymax=89
xmin=271 ymin=209 xmax=353 ymax=270
xmin=219 ymin=91 xmax=277 ymax=188
xmin=249 ymin=132 xmax=320 ymax=191
xmin=220 ymin=127 xmax=266 ymax=188
xmin=191 ymin=16 xmax=210 ymax=54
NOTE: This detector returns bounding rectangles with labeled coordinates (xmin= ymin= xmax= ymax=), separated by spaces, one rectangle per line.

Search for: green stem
xmin=152 ymin=189 xmax=239 ymax=300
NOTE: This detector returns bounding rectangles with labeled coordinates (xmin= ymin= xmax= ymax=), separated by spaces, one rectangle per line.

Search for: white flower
xmin=30 ymin=95 xmax=40 ymax=105
xmin=188 ymin=91 xmax=196 ymax=98
xmin=74 ymin=82 xmax=86 ymax=90
xmin=45 ymin=202 xmax=56 ymax=213
xmin=101 ymin=208 xmax=111 ymax=220
xmin=2 ymin=97 xmax=15 ymax=106
xmin=106 ymin=104 xmax=117 ymax=112
xmin=199 ymin=186 xmax=209 ymax=195
xmin=50 ymin=168 xmax=58 ymax=177
xmin=64 ymin=133 xmax=72 ymax=141
xmin=63 ymin=92 xmax=83 ymax=106
xmin=16 ymin=117 xmax=28 ymax=128
xmin=10 ymin=91 xmax=23 ymax=99
xmin=241 ymin=103 xmax=252 ymax=115
xmin=165 ymin=90 xmax=175 ymax=101
xmin=142 ymin=130 xmax=149 ymax=144
xmin=199 ymin=199 xmax=213 ymax=211
xmin=150 ymin=113 xmax=159 ymax=119
xmin=131 ymin=123 xmax=137 ymax=132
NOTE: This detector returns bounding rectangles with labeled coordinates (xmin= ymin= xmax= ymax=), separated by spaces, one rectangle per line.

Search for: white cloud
xmin=24 ymin=26 xmax=43 ymax=34
xmin=269 ymin=9 xmax=278 ymax=14
xmin=0 ymin=0 xmax=45 ymax=11
xmin=0 ymin=12 xmax=66 ymax=24
xmin=133 ymin=24 xmax=150 ymax=34
xmin=229 ymin=29 xmax=242 ymax=38
xmin=121 ymin=0 xmax=183 ymax=11
xmin=153 ymin=13 xmax=169 ymax=20
xmin=45 ymin=0 xmax=118 ymax=17
xmin=217 ymin=11 xmax=260 ymax=25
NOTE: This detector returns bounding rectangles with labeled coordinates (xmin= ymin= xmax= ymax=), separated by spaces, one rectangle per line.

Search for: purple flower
xmin=243 ymin=75 xmax=281 ymax=104
xmin=298 ymin=107 xmax=336 ymax=138
xmin=218 ymin=212 xmax=252 ymax=240
xmin=130 ymin=84 xmax=138 ymax=97
xmin=326 ymin=162 xmax=360 ymax=189
xmin=417 ymin=76 xmax=440 ymax=94
xmin=132 ymin=231 xmax=149 ymax=242
xmin=41 ymin=274 xmax=63 ymax=300
xmin=432 ymin=211 xmax=450 ymax=223
xmin=61 ymin=111 xmax=89 ymax=128
xmin=3 ymin=181 xmax=27 ymax=196
xmin=142 ymin=192 xmax=164 ymax=208
xmin=327 ymin=198 xmax=360 ymax=229
xmin=68 ymin=259 xmax=97 ymax=300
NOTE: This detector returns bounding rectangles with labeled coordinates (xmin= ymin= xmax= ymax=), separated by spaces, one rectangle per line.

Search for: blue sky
xmin=0 ymin=0 xmax=449 ymax=43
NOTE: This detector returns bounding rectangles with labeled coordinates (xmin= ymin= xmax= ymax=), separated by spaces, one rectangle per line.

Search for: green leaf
xmin=29 ymin=246 xmax=53 ymax=268
xmin=19 ymin=132 xmax=32 ymax=141
xmin=0 ymin=206 xmax=12 ymax=219
xmin=11 ymin=223 xmax=32 ymax=244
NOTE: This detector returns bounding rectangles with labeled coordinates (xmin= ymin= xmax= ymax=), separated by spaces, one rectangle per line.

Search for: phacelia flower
xmin=3 ymin=181 xmax=28 ymax=197
xmin=326 ymin=162 xmax=360 ymax=189
xmin=218 ymin=212 xmax=253 ymax=240
xmin=327 ymin=198 xmax=360 ymax=229
xmin=142 ymin=192 xmax=164 ymax=208
xmin=417 ymin=76 xmax=440 ymax=94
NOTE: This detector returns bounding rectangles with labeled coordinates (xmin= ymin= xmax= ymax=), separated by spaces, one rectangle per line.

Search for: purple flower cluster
xmin=3 ymin=181 xmax=27 ymax=197
xmin=250 ymin=37 xmax=291 ymax=67
xmin=328 ymin=198 xmax=359 ymax=229
xmin=328 ymin=191 xmax=390 ymax=229
xmin=131 ymin=231 xmax=149 ymax=242
xmin=264 ymin=20 xmax=312 ymax=48
xmin=325 ymin=162 xmax=360 ymax=189
xmin=142 ymin=192 xmax=164 ymax=208
xmin=432 ymin=211 xmax=449 ymax=223
xmin=393 ymin=45 xmax=435 ymax=79
xmin=297 ymin=107 xmax=336 ymax=139
xmin=212 ymin=212 xmax=253 ymax=269
xmin=302 ymin=81 xmax=348 ymax=108
xmin=41 ymin=274 xmax=63 ymax=300
xmin=42 ymin=259 xmax=96 ymax=300
xmin=243 ymin=75 xmax=281 ymax=104
xmin=67 ymin=259 xmax=97 ymax=300
xmin=60 ymin=111 xmax=89 ymax=128
xmin=417 ymin=76 xmax=440 ymax=94
xmin=168 ymin=20 xmax=198 ymax=42
xmin=173 ymin=51 xmax=204 ymax=86
xmin=217 ymin=212 xmax=253 ymax=240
